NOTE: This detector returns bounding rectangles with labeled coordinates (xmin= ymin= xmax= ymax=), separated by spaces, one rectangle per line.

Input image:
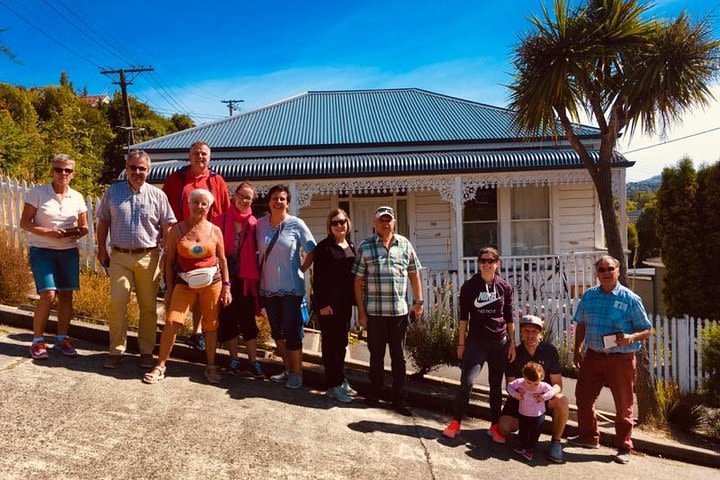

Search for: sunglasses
xmin=128 ymin=165 xmax=148 ymax=172
xmin=479 ymin=258 xmax=497 ymax=264
xmin=330 ymin=219 xmax=347 ymax=227
xmin=53 ymin=167 xmax=74 ymax=174
xmin=597 ymin=266 xmax=616 ymax=273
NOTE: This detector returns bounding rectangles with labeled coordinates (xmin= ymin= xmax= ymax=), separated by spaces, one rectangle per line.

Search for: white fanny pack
xmin=178 ymin=266 xmax=218 ymax=289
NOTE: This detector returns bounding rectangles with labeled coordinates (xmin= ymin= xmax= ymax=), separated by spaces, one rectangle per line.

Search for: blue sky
xmin=1 ymin=0 xmax=719 ymax=181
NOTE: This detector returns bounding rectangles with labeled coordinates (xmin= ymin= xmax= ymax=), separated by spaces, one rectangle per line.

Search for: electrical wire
xmin=622 ymin=126 xmax=720 ymax=154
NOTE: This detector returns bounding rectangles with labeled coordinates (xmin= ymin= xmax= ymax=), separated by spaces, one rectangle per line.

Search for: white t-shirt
xmin=24 ymin=184 xmax=88 ymax=249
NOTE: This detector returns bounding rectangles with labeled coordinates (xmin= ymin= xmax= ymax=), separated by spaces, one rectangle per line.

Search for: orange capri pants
xmin=166 ymin=281 xmax=222 ymax=331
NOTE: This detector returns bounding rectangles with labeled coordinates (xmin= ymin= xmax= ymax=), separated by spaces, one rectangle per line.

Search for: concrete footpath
xmin=1 ymin=305 xmax=719 ymax=476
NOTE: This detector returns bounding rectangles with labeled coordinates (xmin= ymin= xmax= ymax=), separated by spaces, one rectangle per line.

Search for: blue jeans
xmin=453 ymin=334 xmax=509 ymax=424
xmin=262 ymin=295 xmax=304 ymax=350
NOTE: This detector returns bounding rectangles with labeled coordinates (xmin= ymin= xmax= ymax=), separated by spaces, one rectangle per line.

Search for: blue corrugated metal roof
xmin=132 ymin=89 xmax=600 ymax=151
xmin=141 ymin=149 xmax=630 ymax=183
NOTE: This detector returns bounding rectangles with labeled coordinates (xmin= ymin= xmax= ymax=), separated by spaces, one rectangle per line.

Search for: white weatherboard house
xmin=132 ymin=88 xmax=630 ymax=316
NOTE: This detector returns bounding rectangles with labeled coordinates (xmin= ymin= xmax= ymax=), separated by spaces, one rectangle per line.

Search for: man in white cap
xmin=352 ymin=205 xmax=423 ymax=416
xmin=494 ymin=314 xmax=569 ymax=463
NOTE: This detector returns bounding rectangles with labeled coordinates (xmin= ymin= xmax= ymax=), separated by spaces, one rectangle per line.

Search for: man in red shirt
xmin=163 ymin=141 xmax=231 ymax=349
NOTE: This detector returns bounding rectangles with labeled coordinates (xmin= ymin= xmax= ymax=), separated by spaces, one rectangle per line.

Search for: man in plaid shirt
xmin=352 ymin=206 xmax=424 ymax=416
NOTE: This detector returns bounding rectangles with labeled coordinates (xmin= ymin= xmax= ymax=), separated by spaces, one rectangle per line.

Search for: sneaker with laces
xmin=227 ymin=359 xmax=242 ymax=376
xmin=271 ymin=370 xmax=289 ymax=383
xmin=614 ymin=449 xmax=632 ymax=464
xmin=327 ymin=385 xmax=352 ymax=403
xmin=284 ymin=373 xmax=302 ymax=389
xmin=547 ymin=440 xmax=564 ymax=463
xmin=342 ymin=379 xmax=358 ymax=396
xmin=523 ymin=448 xmax=534 ymax=461
xmin=53 ymin=338 xmax=78 ymax=357
xmin=248 ymin=361 xmax=265 ymax=379
xmin=487 ymin=423 xmax=506 ymax=444
xmin=442 ymin=420 xmax=461 ymax=439
xmin=567 ymin=435 xmax=599 ymax=449
xmin=30 ymin=342 xmax=49 ymax=360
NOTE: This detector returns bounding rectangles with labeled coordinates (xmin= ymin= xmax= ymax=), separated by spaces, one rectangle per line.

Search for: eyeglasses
xmin=597 ymin=266 xmax=616 ymax=273
xmin=53 ymin=167 xmax=74 ymax=174
xmin=127 ymin=165 xmax=148 ymax=172
xmin=479 ymin=258 xmax=496 ymax=264
xmin=330 ymin=219 xmax=347 ymax=227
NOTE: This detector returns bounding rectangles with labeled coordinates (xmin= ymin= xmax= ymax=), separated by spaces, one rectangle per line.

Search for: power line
xmin=623 ymin=126 xmax=720 ymax=154
xmin=101 ymin=67 xmax=154 ymax=147
xmin=0 ymin=0 xmax=102 ymax=68
xmin=221 ymin=99 xmax=244 ymax=116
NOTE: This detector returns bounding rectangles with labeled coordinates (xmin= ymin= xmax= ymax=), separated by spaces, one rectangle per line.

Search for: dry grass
xmin=73 ymin=271 xmax=139 ymax=327
xmin=0 ymin=230 xmax=33 ymax=306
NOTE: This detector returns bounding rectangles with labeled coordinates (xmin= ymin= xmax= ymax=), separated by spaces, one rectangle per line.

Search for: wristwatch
xmin=413 ymin=299 xmax=424 ymax=305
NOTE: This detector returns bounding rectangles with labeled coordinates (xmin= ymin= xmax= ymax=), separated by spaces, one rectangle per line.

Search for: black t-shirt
xmin=459 ymin=273 xmax=514 ymax=340
xmin=505 ymin=341 xmax=562 ymax=383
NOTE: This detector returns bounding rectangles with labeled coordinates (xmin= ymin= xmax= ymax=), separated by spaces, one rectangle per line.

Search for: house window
xmin=510 ymin=185 xmax=550 ymax=255
xmin=463 ymin=188 xmax=497 ymax=256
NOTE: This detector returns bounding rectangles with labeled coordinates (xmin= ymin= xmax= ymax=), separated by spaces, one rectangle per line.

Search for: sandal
xmin=205 ymin=365 xmax=221 ymax=384
xmin=143 ymin=365 xmax=166 ymax=384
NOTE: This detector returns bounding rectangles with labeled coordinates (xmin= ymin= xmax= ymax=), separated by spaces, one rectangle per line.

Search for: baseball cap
xmin=375 ymin=206 xmax=395 ymax=219
xmin=519 ymin=314 xmax=543 ymax=329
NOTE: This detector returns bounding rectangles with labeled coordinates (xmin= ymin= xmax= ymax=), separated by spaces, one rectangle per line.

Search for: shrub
xmin=73 ymin=270 xmax=139 ymax=326
xmin=406 ymin=308 xmax=459 ymax=377
xmin=700 ymin=323 xmax=720 ymax=404
xmin=0 ymin=229 xmax=33 ymax=306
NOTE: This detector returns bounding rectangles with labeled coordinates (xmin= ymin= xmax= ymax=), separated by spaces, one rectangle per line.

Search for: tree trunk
xmin=590 ymin=151 xmax=659 ymax=425
xmin=635 ymin=346 xmax=660 ymax=425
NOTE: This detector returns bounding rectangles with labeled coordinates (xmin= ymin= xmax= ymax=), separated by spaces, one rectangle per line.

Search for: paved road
xmin=1 ymin=327 xmax=718 ymax=480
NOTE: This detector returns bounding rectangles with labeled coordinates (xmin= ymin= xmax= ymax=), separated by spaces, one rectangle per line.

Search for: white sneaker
xmin=327 ymin=386 xmax=352 ymax=403
xmin=271 ymin=370 xmax=289 ymax=383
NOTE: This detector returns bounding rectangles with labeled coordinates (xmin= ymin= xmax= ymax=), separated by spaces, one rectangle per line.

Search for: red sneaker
xmin=487 ymin=424 xmax=506 ymax=444
xmin=30 ymin=342 xmax=49 ymax=360
xmin=442 ymin=420 xmax=461 ymax=439
xmin=53 ymin=338 xmax=78 ymax=357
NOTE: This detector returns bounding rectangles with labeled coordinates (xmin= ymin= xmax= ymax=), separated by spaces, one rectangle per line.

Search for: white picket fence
xmin=0 ymin=175 xmax=102 ymax=271
xmin=421 ymin=268 xmax=718 ymax=393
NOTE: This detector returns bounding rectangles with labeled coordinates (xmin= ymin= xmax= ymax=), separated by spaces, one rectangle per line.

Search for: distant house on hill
xmin=79 ymin=94 xmax=110 ymax=108
xmin=131 ymin=88 xmax=632 ymax=282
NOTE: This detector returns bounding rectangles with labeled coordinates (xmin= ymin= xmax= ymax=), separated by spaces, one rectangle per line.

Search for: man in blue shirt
xmin=569 ymin=255 xmax=652 ymax=464
xmin=96 ymin=151 xmax=176 ymax=369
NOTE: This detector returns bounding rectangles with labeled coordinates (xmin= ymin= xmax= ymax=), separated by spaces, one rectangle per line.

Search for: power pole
xmin=221 ymin=99 xmax=244 ymax=116
xmin=100 ymin=66 xmax=154 ymax=148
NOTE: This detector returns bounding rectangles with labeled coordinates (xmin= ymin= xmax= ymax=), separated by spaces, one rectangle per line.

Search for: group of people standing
xmin=20 ymin=145 xmax=652 ymax=465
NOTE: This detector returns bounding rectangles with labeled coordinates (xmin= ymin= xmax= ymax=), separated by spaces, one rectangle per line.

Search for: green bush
xmin=406 ymin=308 xmax=459 ymax=377
xmin=701 ymin=324 xmax=720 ymax=403
xmin=0 ymin=229 xmax=33 ymax=306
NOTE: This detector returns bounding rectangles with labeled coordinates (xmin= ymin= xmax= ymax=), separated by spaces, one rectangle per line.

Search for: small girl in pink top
xmin=506 ymin=361 xmax=555 ymax=461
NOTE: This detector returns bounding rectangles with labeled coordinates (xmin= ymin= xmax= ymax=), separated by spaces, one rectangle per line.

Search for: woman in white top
xmin=20 ymin=154 xmax=89 ymax=360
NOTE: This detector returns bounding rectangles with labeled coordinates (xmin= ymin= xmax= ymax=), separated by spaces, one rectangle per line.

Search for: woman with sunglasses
xmin=443 ymin=246 xmax=516 ymax=439
xmin=311 ymin=209 xmax=357 ymax=403
xmin=20 ymin=154 xmax=89 ymax=360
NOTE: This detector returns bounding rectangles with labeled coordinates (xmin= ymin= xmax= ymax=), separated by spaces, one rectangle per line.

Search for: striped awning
xmin=142 ymin=148 xmax=630 ymax=183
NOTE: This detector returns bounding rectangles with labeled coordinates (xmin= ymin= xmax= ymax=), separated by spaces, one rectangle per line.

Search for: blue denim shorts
xmin=261 ymin=295 xmax=304 ymax=350
xmin=29 ymin=247 xmax=80 ymax=292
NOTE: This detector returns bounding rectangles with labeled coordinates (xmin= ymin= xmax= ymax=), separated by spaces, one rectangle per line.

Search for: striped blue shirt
xmin=96 ymin=181 xmax=176 ymax=249
xmin=573 ymin=283 xmax=651 ymax=353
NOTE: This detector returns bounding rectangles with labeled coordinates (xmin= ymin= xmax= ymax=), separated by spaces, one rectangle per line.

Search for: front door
xmin=350 ymin=197 xmax=395 ymax=244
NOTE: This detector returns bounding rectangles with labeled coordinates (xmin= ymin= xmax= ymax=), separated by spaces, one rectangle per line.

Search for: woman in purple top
xmin=443 ymin=246 xmax=516 ymax=439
